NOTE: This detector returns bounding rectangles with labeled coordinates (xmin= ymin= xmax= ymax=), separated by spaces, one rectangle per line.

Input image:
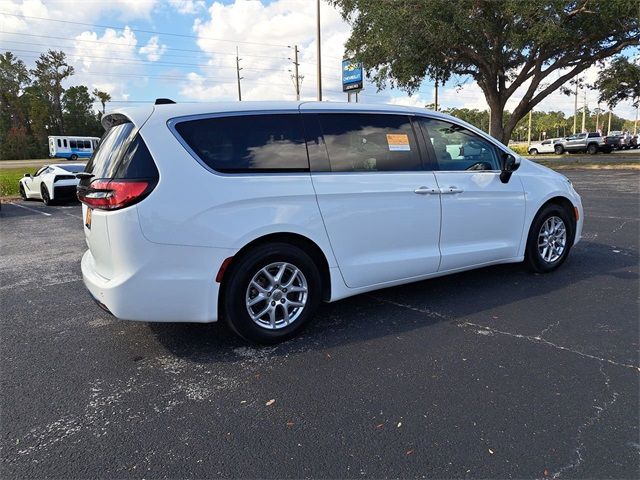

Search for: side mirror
xmin=23 ymin=173 xmax=31 ymax=178
xmin=499 ymin=153 xmax=520 ymax=183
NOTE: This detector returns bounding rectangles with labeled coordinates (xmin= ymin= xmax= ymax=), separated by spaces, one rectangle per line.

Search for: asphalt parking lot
xmin=1 ymin=169 xmax=638 ymax=479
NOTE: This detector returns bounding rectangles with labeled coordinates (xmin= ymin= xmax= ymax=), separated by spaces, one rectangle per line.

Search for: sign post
xmin=342 ymin=59 xmax=363 ymax=101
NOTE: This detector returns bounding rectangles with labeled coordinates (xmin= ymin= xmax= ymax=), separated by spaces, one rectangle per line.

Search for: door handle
xmin=414 ymin=186 xmax=439 ymax=195
xmin=440 ymin=186 xmax=464 ymax=194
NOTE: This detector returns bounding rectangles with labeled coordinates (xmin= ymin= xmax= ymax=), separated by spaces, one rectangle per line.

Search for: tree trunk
xmin=487 ymin=100 xmax=505 ymax=142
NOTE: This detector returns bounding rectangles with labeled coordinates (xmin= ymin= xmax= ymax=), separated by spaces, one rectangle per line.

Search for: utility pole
xmin=235 ymin=46 xmax=243 ymax=102
xmin=607 ymin=110 xmax=612 ymax=134
xmin=581 ymin=87 xmax=587 ymax=133
xmin=316 ymin=0 xmax=322 ymax=101
xmin=434 ymin=74 xmax=439 ymax=111
xmin=488 ymin=109 xmax=491 ymax=135
xmin=595 ymin=104 xmax=600 ymax=133
xmin=290 ymin=45 xmax=303 ymax=101
xmin=527 ymin=109 xmax=532 ymax=147
xmin=634 ymin=105 xmax=638 ymax=136
xmin=573 ymin=80 xmax=578 ymax=134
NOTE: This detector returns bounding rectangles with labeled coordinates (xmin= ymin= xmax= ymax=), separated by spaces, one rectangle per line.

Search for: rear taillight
xmin=77 ymin=179 xmax=155 ymax=210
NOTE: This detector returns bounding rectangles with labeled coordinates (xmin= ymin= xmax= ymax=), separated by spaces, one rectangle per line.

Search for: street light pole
xmin=573 ymin=81 xmax=578 ymax=134
xmin=581 ymin=87 xmax=587 ymax=133
xmin=434 ymin=74 xmax=438 ymax=111
xmin=316 ymin=0 xmax=322 ymax=101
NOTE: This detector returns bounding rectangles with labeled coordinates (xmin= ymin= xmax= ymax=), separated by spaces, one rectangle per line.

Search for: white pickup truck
xmin=553 ymin=132 xmax=617 ymax=154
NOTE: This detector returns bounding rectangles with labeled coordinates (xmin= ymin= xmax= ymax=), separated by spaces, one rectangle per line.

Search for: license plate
xmin=85 ymin=208 xmax=92 ymax=229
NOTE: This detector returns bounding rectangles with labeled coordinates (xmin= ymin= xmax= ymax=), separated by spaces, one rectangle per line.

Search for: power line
xmin=3 ymin=47 xmax=290 ymax=72
xmin=0 ymin=12 xmax=292 ymax=48
xmin=0 ymin=32 xmax=291 ymax=61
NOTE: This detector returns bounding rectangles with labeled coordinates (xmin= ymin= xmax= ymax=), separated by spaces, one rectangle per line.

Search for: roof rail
xmin=155 ymin=98 xmax=176 ymax=105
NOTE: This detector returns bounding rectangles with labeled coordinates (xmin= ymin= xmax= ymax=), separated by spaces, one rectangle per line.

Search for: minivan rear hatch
xmin=78 ymin=112 xmax=158 ymax=279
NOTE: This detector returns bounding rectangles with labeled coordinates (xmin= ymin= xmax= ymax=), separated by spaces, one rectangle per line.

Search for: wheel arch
xmin=528 ymin=195 xmax=577 ymax=243
xmin=217 ymin=232 xmax=333 ymax=318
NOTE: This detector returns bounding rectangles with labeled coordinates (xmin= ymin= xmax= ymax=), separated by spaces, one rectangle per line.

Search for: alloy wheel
xmin=537 ymin=216 xmax=567 ymax=263
xmin=245 ymin=262 xmax=308 ymax=330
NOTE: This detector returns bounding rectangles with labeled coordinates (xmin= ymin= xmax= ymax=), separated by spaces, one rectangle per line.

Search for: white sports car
xmin=19 ymin=163 xmax=85 ymax=205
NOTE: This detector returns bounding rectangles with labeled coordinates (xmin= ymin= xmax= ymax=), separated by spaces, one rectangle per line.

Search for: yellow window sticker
xmin=386 ymin=133 xmax=411 ymax=151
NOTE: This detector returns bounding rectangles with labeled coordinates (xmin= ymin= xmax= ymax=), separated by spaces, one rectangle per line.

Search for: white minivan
xmin=78 ymin=101 xmax=583 ymax=343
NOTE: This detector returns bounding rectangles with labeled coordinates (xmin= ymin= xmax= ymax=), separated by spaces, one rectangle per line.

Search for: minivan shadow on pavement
xmin=147 ymin=239 xmax=638 ymax=365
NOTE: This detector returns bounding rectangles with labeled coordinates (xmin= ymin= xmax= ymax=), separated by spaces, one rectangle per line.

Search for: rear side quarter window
xmin=173 ymin=114 xmax=309 ymax=173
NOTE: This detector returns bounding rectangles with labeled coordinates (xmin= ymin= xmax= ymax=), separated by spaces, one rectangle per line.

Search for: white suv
xmin=78 ymin=101 xmax=583 ymax=343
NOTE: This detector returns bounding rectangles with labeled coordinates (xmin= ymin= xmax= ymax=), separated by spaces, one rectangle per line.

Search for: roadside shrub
xmin=509 ymin=144 xmax=530 ymax=155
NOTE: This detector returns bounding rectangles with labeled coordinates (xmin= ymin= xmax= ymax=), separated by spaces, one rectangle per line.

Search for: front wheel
xmin=222 ymin=243 xmax=322 ymax=344
xmin=19 ymin=183 xmax=27 ymax=200
xmin=70 ymin=154 xmax=78 ymax=161
xmin=529 ymin=149 xmax=538 ymax=155
xmin=525 ymin=205 xmax=574 ymax=273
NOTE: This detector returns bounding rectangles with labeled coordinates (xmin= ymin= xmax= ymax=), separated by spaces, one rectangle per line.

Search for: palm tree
xmin=92 ymin=88 xmax=111 ymax=116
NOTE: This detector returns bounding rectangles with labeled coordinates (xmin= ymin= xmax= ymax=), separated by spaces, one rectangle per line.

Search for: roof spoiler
xmin=155 ymin=98 xmax=176 ymax=105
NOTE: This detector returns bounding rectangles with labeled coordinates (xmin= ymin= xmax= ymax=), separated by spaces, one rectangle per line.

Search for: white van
xmin=49 ymin=136 xmax=100 ymax=160
xmin=78 ymin=101 xmax=583 ymax=343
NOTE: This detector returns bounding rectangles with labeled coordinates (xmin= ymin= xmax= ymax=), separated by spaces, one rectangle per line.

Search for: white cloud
xmin=0 ymin=0 xmax=161 ymax=105
xmin=68 ymin=27 xmax=143 ymax=101
xmin=181 ymin=0 xmax=352 ymax=102
xmin=139 ymin=35 xmax=167 ymax=61
xmin=168 ymin=0 xmax=205 ymax=15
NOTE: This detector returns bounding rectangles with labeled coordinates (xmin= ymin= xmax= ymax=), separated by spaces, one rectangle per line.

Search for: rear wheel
xmin=554 ymin=145 xmax=564 ymax=154
xmin=222 ymin=243 xmax=322 ymax=344
xmin=41 ymin=185 xmax=52 ymax=206
xmin=70 ymin=154 xmax=78 ymax=161
xmin=586 ymin=144 xmax=598 ymax=155
xmin=525 ymin=204 xmax=574 ymax=273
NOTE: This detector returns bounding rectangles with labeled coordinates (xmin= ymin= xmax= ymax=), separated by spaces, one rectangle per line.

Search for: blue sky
xmin=0 ymin=0 xmax=637 ymax=119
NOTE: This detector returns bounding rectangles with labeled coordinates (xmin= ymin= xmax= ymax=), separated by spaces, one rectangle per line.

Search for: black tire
xmin=19 ymin=183 xmax=27 ymax=200
xmin=525 ymin=204 xmax=574 ymax=273
xmin=222 ymin=242 xmax=322 ymax=344
xmin=529 ymin=149 xmax=538 ymax=155
xmin=41 ymin=185 xmax=52 ymax=206
xmin=586 ymin=143 xmax=598 ymax=155
xmin=70 ymin=154 xmax=78 ymax=161
xmin=554 ymin=145 xmax=564 ymax=154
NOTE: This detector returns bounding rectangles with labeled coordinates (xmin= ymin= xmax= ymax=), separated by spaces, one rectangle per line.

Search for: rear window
xmin=84 ymin=121 xmax=157 ymax=180
xmin=60 ymin=165 xmax=85 ymax=173
xmin=174 ymin=114 xmax=308 ymax=173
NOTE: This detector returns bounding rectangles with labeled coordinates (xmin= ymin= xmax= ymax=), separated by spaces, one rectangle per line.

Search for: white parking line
xmin=7 ymin=202 xmax=52 ymax=217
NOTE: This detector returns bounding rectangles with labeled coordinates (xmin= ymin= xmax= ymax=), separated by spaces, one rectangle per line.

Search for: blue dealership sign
xmin=342 ymin=59 xmax=363 ymax=92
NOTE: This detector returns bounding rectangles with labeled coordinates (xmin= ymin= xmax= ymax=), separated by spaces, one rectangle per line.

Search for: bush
xmin=509 ymin=144 xmax=530 ymax=155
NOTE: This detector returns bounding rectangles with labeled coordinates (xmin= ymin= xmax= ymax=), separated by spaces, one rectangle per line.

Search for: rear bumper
xmin=81 ymin=243 xmax=233 ymax=323
xmin=53 ymin=184 xmax=78 ymax=200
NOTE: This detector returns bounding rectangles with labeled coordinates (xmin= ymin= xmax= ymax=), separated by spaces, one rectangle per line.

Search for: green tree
xmin=63 ymin=85 xmax=101 ymax=135
xmin=593 ymin=56 xmax=640 ymax=108
xmin=30 ymin=50 xmax=74 ymax=135
xmin=0 ymin=52 xmax=31 ymax=130
xmin=92 ymin=88 xmax=111 ymax=117
xmin=331 ymin=0 xmax=639 ymax=144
